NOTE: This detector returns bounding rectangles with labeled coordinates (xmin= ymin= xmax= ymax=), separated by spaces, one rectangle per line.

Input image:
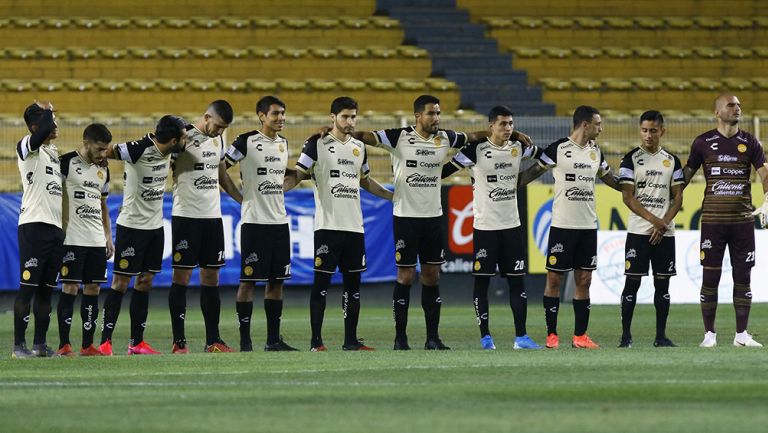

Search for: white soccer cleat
xmin=733 ymin=331 xmax=762 ymax=347
xmin=699 ymin=331 xmax=717 ymax=348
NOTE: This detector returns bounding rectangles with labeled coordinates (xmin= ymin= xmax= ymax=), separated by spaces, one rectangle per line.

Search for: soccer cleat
xmin=699 ymin=331 xmax=717 ymax=348
xmin=572 ymin=334 xmax=600 ymax=349
xmin=310 ymin=345 xmax=327 ymax=352
xmin=424 ymin=338 xmax=451 ymax=350
xmin=172 ymin=340 xmax=189 ymax=354
xmin=32 ymin=343 xmax=55 ymax=357
xmin=733 ymin=331 xmax=762 ymax=347
xmin=127 ymin=340 xmax=162 ymax=355
xmin=204 ymin=340 xmax=235 ymax=353
xmin=342 ymin=339 xmax=375 ymax=351
xmin=79 ymin=345 xmax=105 ymax=356
xmin=480 ymin=335 xmax=496 ymax=350
xmin=264 ymin=337 xmax=299 ymax=352
xmin=12 ymin=344 xmax=34 ymax=359
xmin=240 ymin=338 xmax=253 ymax=352
xmin=545 ymin=333 xmax=559 ymax=349
xmin=513 ymin=335 xmax=541 ymax=350
xmin=99 ymin=340 xmax=113 ymax=356
xmin=393 ymin=339 xmax=411 ymax=350
xmin=653 ymin=337 xmax=677 ymax=347
xmin=55 ymin=344 xmax=75 ymax=357
xmin=618 ymin=335 xmax=633 ymax=348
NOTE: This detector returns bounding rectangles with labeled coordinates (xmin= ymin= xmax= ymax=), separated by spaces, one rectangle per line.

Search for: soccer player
xmin=684 ymin=94 xmax=768 ymax=348
xmin=440 ymin=105 xmax=541 ymax=350
xmin=617 ymin=111 xmax=683 ymax=348
xmin=55 ymin=123 xmax=114 ymax=357
xmin=518 ymin=105 xmax=621 ymax=349
xmin=168 ymin=100 xmax=240 ymax=354
xmin=286 ymin=96 xmax=393 ymax=351
xmin=13 ymin=101 xmax=62 ymax=358
xmin=98 ymin=115 xmax=188 ymax=355
xmin=350 ymin=94 xmax=531 ymax=350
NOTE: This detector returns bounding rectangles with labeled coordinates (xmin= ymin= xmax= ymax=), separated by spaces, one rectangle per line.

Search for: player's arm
xmin=350 ymin=131 xmax=379 ymax=146
xmin=360 ymin=176 xmax=393 ymax=201
xmin=283 ymin=167 xmax=309 ymax=191
xmin=25 ymin=102 xmax=55 ymax=154
xmin=750 ymin=165 xmax=768 ymax=227
xmin=441 ymin=161 xmax=461 ymax=179
xmin=600 ymin=172 xmax=622 ymax=191
xmin=286 ymin=136 xmax=318 ymax=191
xmin=218 ymin=163 xmax=242 ymax=204
xmin=654 ymin=183 xmax=684 ymax=244
xmin=682 ymin=166 xmax=697 ymax=188
xmin=101 ymin=196 xmax=115 ymax=259
xmin=517 ymin=163 xmax=547 ymax=186
xmin=621 ymin=184 xmax=669 ymax=244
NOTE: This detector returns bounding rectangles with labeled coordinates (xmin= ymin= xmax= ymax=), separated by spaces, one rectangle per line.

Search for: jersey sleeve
xmin=102 ymin=168 xmax=111 ymax=196
xmin=114 ymin=136 xmax=152 ymax=164
xmin=685 ymin=138 xmax=703 ymax=171
xmin=537 ymin=140 xmax=561 ymax=168
xmin=444 ymin=129 xmax=468 ymax=149
xmin=750 ymin=137 xmax=766 ymax=170
xmin=373 ymin=128 xmax=406 ymax=152
xmin=618 ymin=151 xmax=635 ymax=184
xmin=296 ymin=135 xmax=319 ymax=173
xmin=672 ymin=154 xmax=684 ymax=185
xmin=361 ymin=146 xmax=370 ymax=179
xmin=522 ymin=144 xmax=542 ymax=160
xmin=597 ymin=150 xmax=611 ymax=177
xmin=225 ymin=133 xmax=249 ymax=165
xmin=59 ymin=152 xmax=72 ymax=179
xmin=451 ymin=141 xmax=479 ymax=168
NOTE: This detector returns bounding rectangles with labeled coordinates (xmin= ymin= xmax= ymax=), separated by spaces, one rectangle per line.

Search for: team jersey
xmin=619 ymin=146 xmax=683 ymax=236
xmin=373 ymin=126 xmax=468 ymax=218
xmin=16 ymin=135 xmax=62 ymax=228
xmin=296 ymin=134 xmax=369 ymax=233
xmin=451 ymin=139 xmax=540 ymax=230
xmin=114 ymin=134 xmax=170 ymax=230
xmin=60 ymin=151 xmax=110 ymax=247
xmin=171 ymin=125 xmax=224 ymax=219
xmin=537 ymin=138 xmax=611 ymax=229
xmin=686 ymin=128 xmax=766 ymax=224
xmin=225 ymin=130 xmax=288 ymax=225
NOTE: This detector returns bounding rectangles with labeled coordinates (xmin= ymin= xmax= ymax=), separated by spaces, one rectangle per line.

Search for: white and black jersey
xmin=60 ymin=151 xmax=110 ymax=247
xmin=374 ymin=127 xmax=467 ymax=218
xmin=17 ymin=135 xmax=62 ymax=228
xmin=171 ymin=125 xmax=224 ymax=219
xmin=537 ymin=138 xmax=611 ymax=229
xmin=619 ymin=147 xmax=684 ymax=236
xmin=225 ymin=130 xmax=289 ymax=225
xmin=296 ymin=134 xmax=369 ymax=233
xmin=451 ymin=139 xmax=540 ymax=230
xmin=114 ymin=134 xmax=170 ymax=230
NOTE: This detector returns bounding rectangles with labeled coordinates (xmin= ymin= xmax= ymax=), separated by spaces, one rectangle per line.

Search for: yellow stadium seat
xmin=755 ymin=17 xmax=768 ymax=28
xmin=425 ymin=78 xmax=458 ymax=91
xmin=513 ymin=17 xmax=544 ymax=28
xmin=221 ymin=17 xmax=250 ymax=29
xmin=190 ymin=48 xmax=219 ymax=58
xmin=312 ymin=18 xmax=340 ymax=28
xmin=753 ymin=47 xmax=768 ymax=58
xmin=634 ymin=17 xmax=663 ymax=29
xmin=753 ymin=78 xmax=768 ymax=90
xmin=339 ymin=46 xmax=368 ymax=59
xmin=34 ymin=81 xmax=64 ymax=92
xmin=695 ymin=17 xmax=723 ymax=30
xmin=340 ymin=16 xmax=369 ymax=28
xmin=307 ymin=80 xmax=337 ymax=91
xmin=367 ymin=79 xmax=397 ymax=91
xmin=479 ymin=17 xmax=512 ymax=29
xmin=604 ymin=47 xmax=633 ymax=58
xmin=41 ymin=17 xmax=70 ymax=28
xmin=632 ymin=78 xmax=662 ymax=91
xmin=633 ymin=46 xmax=663 ymax=58
xmin=368 ymin=46 xmax=398 ymax=58
xmin=574 ymin=17 xmax=603 ymax=29
xmin=124 ymin=79 xmax=157 ymax=91
xmin=511 ymin=47 xmax=542 ymax=58
xmin=571 ymin=79 xmax=601 ymax=91
xmin=722 ymin=46 xmax=752 ymax=58
xmin=724 ymin=17 xmax=753 ymax=29
xmin=218 ymin=80 xmax=247 ymax=92
xmin=309 ymin=47 xmax=339 ymax=59
xmin=666 ymin=17 xmax=694 ymax=29
xmin=600 ymin=109 xmax=631 ymax=119
xmin=663 ymin=47 xmax=693 ymax=58
xmin=689 ymin=109 xmax=714 ymax=118
xmin=39 ymin=48 xmax=68 ymax=59
xmin=603 ymin=17 xmax=633 ymax=29
xmin=721 ymin=77 xmax=753 ymax=90
xmin=7 ymin=48 xmax=36 ymax=59
xmin=396 ymin=79 xmax=426 ymax=91
xmin=277 ymin=80 xmax=306 ymax=91
xmin=103 ymin=17 xmax=131 ymax=29
xmin=573 ymin=47 xmax=602 ymax=58
xmin=63 ymin=80 xmax=95 ymax=92
xmin=158 ymin=47 xmax=189 ymax=59
xmin=250 ymin=47 xmax=280 ymax=58
xmin=93 ymin=79 xmax=125 ymax=91
xmin=542 ymin=47 xmax=571 ymax=58
xmin=12 ymin=18 xmax=41 ymax=28
xmin=280 ymin=47 xmax=308 ymax=58
xmin=397 ymin=46 xmax=429 ymax=59
xmin=72 ymin=17 xmax=100 ymax=28
xmin=99 ymin=47 xmax=128 ymax=59
xmin=370 ymin=16 xmax=400 ymax=29
xmin=133 ymin=17 xmax=162 ymax=28
xmin=662 ymin=78 xmax=692 ymax=90
xmin=338 ymin=80 xmax=368 ymax=91
xmin=128 ymin=47 xmax=158 ymax=59
xmin=156 ymin=80 xmax=184 ymax=91
xmin=187 ymin=80 xmax=216 ymax=91
xmin=69 ymin=47 xmax=99 ymax=59
xmin=191 ymin=17 xmax=220 ymax=28
xmin=0 ymin=18 xmax=10 ymax=28
xmin=2 ymin=80 xmax=33 ymax=92
xmin=246 ymin=80 xmax=277 ymax=91
xmin=283 ymin=17 xmax=311 ymax=29
xmin=752 ymin=110 xmax=768 ymax=118
xmin=693 ymin=46 xmax=723 ymax=58
xmin=221 ymin=47 xmax=249 ymax=59
xmin=603 ymin=78 xmax=633 ymax=91
xmin=253 ymin=18 xmax=280 ymax=28
xmin=539 ymin=78 xmax=571 ymax=90
xmin=545 ymin=17 xmax=573 ymax=28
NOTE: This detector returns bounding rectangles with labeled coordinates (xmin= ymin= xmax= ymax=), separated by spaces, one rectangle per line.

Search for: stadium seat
xmin=158 ymin=47 xmax=188 ymax=59
xmin=277 ymin=80 xmax=306 ymax=91
xmin=33 ymin=81 xmax=64 ymax=92
xmin=695 ymin=17 xmax=723 ymax=30
xmin=100 ymin=47 xmax=128 ymax=59
xmin=7 ymin=48 xmax=36 ymax=59
xmin=339 ymin=46 xmax=367 ymax=58
xmin=104 ymin=17 xmax=131 ymax=28
xmin=755 ymin=17 xmax=768 ymax=28
xmin=633 ymin=46 xmax=663 ymax=58
xmin=510 ymin=47 xmax=542 ymax=58
xmin=128 ymin=47 xmax=158 ymax=59
xmin=395 ymin=79 xmax=426 ymax=91
xmin=283 ymin=17 xmax=311 ymax=29
xmin=513 ymin=17 xmax=544 ymax=28
xmin=12 ymin=17 xmax=41 ymax=28
xmin=665 ymin=17 xmax=694 ymax=29
xmin=1 ymin=80 xmax=32 ymax=92
xmin=693 ymin=46 xmax=723 ymax=58
xmin=545 ymin=17 xmax=573 ymax=29
xmin=308 ymin=47 xmax=338 ymax=58
xmin=133 ymin=17 xmax=162 ymax=28
xmin=312 ymin=17 xmax=340 ymax=29
xmin=218 ymin=80 xmax=247 ymax=92
xmin=574 ymin=17 xmax=603 ymax=29
xmin=632 ymin=78 xmax=663 ymax=91
xmin=753 ymin=78 xmax=768 ymax=90
xmin=338 ymin=80 xmax=368 ymax=91
xmin=571 ymin=78 xmax=601 ymax=90
xmin=662 ymin=77 xmax=693 ymax=90
xmin=221 ymin=47 xmax=249 ymax=59
xmin=368 ymin=46 xmax=397 ymax=58
xmin=425 ymin=78 xmax=458 ymax=91
xmin=725 ymin=17 xmax=753 ymax=29
xmin=252 ymin=18 xmax=280 ymax=28
xmin=124 ymin=79 xmax=157 ymax=91
xmin=221 ymin=17 xmax=250 ymax=28
xmin=69 ymin=47 xmax=99 ymax=59
xmin=187 ymin=80 xmax=215 ymax=91
xmin=369 ymin=16 xmax=400 ymax=29
xmin=603 ymin=78 xmax=633 ymax=91
xmin=154 ymin=79 xmax=183 ymax=91
xmin=190 ymin=48 xmax=219 ymax=58
xmin=722 ymin=77 xmax=753 ymax=90
xmin=42 ymin=17 xmax=70 ymax=28
xmin=604 ymin=47 xmax=633 ymax=58
xmin=340 ymin=17 xmax=369 ymax=28
xmin=39 ymin=48 xmax=68 ymax=59
xmin=722 ymin=46 xmax=752 ymax=58
xmin=573 ymin=47 xmax=602 ymax=58
xmin=542 ymin=47 xmax=571 ymax=58
xmin=93 ymin=79 xmax=125 ymax=91
xmin=191 ymin=16 xmax=220 ymax=28
xmin=539 ymin=78 xmax=571 ymax=90
xmin=72 ymin=17 xmax=100 ymax=28
xmin=307 ymin=80 xmax=337 ymax=91
xmin=246 ymin=79 xmax=277 ymax=91
xmin=663 ymin=47 xmax=693 ymax=58
xmin=479 ymin=17 xmax=512 ymax=29
xmin=250 ymin=47 xmax=280 ymax=58
xmin=634 ymin=17 xmax=664 ymax=29
xmin=398 ymin=46 xmax=429 ymax=59
xmin=367 ymin=79 xmax=397 ymax=91
xmin=280 ymin=47 xmax=308 ymax=58
xmin=603 ymin=17 xmax=634 ymax=29
xmin=63 ymin=79 xmax=95 ymax=91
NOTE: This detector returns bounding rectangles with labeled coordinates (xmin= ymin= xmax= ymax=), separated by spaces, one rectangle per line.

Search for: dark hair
xmin=155 ymin=115 xmax=186 ymax=144
xmin=639 ymin=110 xmax=664 ymax=126
xmin=208 ymin=99 xmax=234 ymax=124
xmin=414 ymin=94 xmax=440 ymax=113
xmin=330 ymin=96 xmax=358 ymax=114
xmin=256 ymin=96 xmax=286 ymax=116
xmin=488 ymin=105 xmax=514 ymax=122
xmin=23 ymin=104 xmax=45 ymax=129
xmin=572 ymin=105 xmax=600 ymax=129
xmin=83 ymin=123 xmax=112 ymax=144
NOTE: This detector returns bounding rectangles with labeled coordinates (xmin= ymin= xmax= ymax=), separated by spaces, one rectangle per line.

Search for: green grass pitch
xmin=2 ymin=302 xmax=767 ymax=432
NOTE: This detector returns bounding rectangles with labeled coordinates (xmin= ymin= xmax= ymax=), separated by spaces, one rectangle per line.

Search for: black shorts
xmin=624 ymin=234 xmax=676 ymax=277
xmin=60 ymin=245 xmax=108 ymax=284
xmin=240 ymin=223 xmax=291 ymax=282
xmin=18 ymin=222 xmax=65 ymax=287
xmin=314 ymin=230 xmax=366 ymax=274
xmin=472 ymin=227 xmax=527 ymax=276
xmin=700 ymin=222 xmax=755 ymax=269
xmin=113 ymin=225 xmax=164 ymax=276
xmin=172 ymin=216 xmax=225 ymax=269
xmin=545 ymin=227 xmax=597 ymax=272
xmin=393 ymin=216 xmax=445 ymax=267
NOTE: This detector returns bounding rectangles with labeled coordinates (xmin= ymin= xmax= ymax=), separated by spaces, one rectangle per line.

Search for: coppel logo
xmin=533 ymin=199 xmax=554 ymax=255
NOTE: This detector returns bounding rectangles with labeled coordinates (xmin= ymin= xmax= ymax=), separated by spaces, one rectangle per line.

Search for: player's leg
xmin=310 ymin=230 xmax=340 ymax=351
xmin=198 ymin=218 xmax=229 ymax=352
xmin=729 ymin=223 xmax=761 ymax=347
xmin=620 ymin=233 xmax=651 ymax=347
xmin=698 ymin=223 xmax=725 ymax=347
xmin=56 ymin=282 xmax=79 ymax=356
xmin=80 ymin=283 xmax=103 ymax=356
xmin=169 ymin=268 xmax=190 ymax=351
xmin=543 ymin=227 xmax=575 ymax=348
xmin=263 ymin=223 xmax=296 ymax=351
xmin=31 ymin=228 xmax=63 ymax=357
xmin=339 ymin=232 xmax=371 ymax=351
xmin=501 ymin=226 xmax=537 ymax=349
xmin=392 ymin=216 xmax=417 ymax=349
xmin=237 ymin=223 xmax=262 ymax=352
xmin=100 ymin=273 xmax=131 ymax=354
xmin=420 ymin=217 xmax=447 ymax=350
xmin=471 ymin=229 xmax=497 ymax=349
xmin=101 ymin=225 xmax=142 ymax=353
xmin=572 ymin=229 xmax=598 ymax=348
xmin=236 ymin=282 xmax=255 ymax=351
xmin=127 ymin=227 xmax=164 ymax=355
xmin=650 ymin=236 xmax=676 ymax=347
xmin=14 ymin=224 xmax=43 ymax=357
xmin=168 ymin=216 xmax=200 ymax=351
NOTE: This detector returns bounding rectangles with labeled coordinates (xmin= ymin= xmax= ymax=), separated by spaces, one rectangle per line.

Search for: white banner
xmin=591 ymin=230 xmax=767 ymax=304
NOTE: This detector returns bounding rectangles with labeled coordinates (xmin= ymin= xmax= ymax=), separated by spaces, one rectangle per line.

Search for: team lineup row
xmin=11 ymin=93 xmax=767 ymax=358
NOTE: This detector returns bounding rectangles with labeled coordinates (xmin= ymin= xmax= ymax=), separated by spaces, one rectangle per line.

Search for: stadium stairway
xmin=377 ymin=0 xmax=555 ymax=116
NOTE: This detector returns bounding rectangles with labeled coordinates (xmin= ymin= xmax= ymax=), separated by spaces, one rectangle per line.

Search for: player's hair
xmin=488 ymin=105 xmax=514 ymax=122
xmin=155 ymin=115 xmax=186 ymax=143
xmin=208 ymin=99 xmax=234 ymax=124
xmin=414 ymin=94 xmax=440 ymax=113
xmin=83 ymin=123 xmax=112 ymax=144
xmin=23 ymin=104 xmax=46 ymax=131
xmin=572 ymin=105 xmax=600 ymax=128
xmin=256 ymin=96 xmax=286 ymax=116
xmin=639 ymin=110 xmax=664 ymax=126
xmin=330 ymin=96 xmax=358 ymax=114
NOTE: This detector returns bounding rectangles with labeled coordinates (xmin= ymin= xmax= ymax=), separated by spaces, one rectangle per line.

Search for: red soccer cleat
xmin=545 ymin=333 xmax=559 ymax=349
xmin=204 ymin=340 xmax=235 ymax=353
xmin=172 ymin=341 xmax=189 ymax=354
xmin=55 ymin=343 xmax=75 ymax=357
xmin=572 ymin=334 xmax=600 ymax=349
xmin=127 ymin=340 xmax=162 ymax=355
xmin=99 ymin=340 xmax=113 ymax=356
xmin=80 ymin=345 xmax=106 ymax=356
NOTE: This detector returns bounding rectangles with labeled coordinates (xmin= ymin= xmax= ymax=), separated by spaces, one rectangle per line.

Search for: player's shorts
xmin=393 ymin=216 xmax=445 ymax=267
xmin=313 ymin=230 xmax=366 ymax=274
xmin=240 ymin=223 xmax=291 ymax=282
xmin=18 ymin=222 xmax=65 ymax=287
xmin=699 ymin=222 xmax=755 ymax=269
xmin=472 ymin=226 xmax=527 ymax=276
xmin=545 ymin=227 xmax=597 ymax=272
xmin=60 ymin=245 xmax=108 ymax=284
xmin=171 ymin=216 xmax=225 ymax=269
xmin=624 ymin=233 xmax=676 ymax=277
xmin=113 ymin=225 xmax=164 ymax=276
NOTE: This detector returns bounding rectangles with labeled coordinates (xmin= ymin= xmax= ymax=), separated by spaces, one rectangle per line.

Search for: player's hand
xmin=511 ymin=130 xmax=533 ymax=147
xmin=315 ymin=125 xmax=332 ymax=138
xmin=751 ymin=192 xmax=768 ymax=228
xmin=649 ymin=229 xmax=664 ymax=245
xmin=105 ymin=239 xmax=115 ymax=260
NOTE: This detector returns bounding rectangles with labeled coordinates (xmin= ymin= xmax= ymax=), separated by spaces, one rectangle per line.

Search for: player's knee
xmin=172 ymin=268 xmax=192 ymax=286
xmin=731 ymin=263 xmax=751 ymax=285
xmin=199 ymin=268 xmax=220 ymax=287
xmin=265 ymin=281 xmax=283 ymax=300
xmin=111 ymin=275 xmax=130 ymax=293
xmin=575 ymin=270 xmax=592 ymax=289
xmin=62 ymin=283 xmax=79 ymax=296
xmin=82 ymin=284 xmax=100 ymax=296
xmin=397 ymin=267 xmax=416 ymax=285
xmin=546 ymin=271 xmax=564 ymax=291
xmin=135 ymin=273 xmax=154 ymax=291
xmin=236 ymin=283 xmax=255 ymax=302
xmin=420 ymin=264 xmax=440 ymax=286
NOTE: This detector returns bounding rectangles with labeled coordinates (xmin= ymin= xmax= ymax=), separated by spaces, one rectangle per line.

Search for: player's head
xmin=488 ymin=105 xmax=515 ymax=142
xmin=330 ymin=96 xmax=358 ymax=136
xmin=82 ymin=123 xmax=112 ymax=166
xmin=414 ymin=94 xmax=441 ymax=135
xmin=572 ymin=105 xmax=602 ymax=139
xmin=256 ymin=96 xmax=286 ymax=132
xmin=23 ymin=103 xmax=58 ymax=140
xmin=155 ymin=115 xmax=187 ymax=151
xmin=715 ymin=94 xmax=741 ymax=126
xmin=200 ymin=99 xmax=233 ymax=138
xmin=638 ymin=110 xmax=665 ymax=149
